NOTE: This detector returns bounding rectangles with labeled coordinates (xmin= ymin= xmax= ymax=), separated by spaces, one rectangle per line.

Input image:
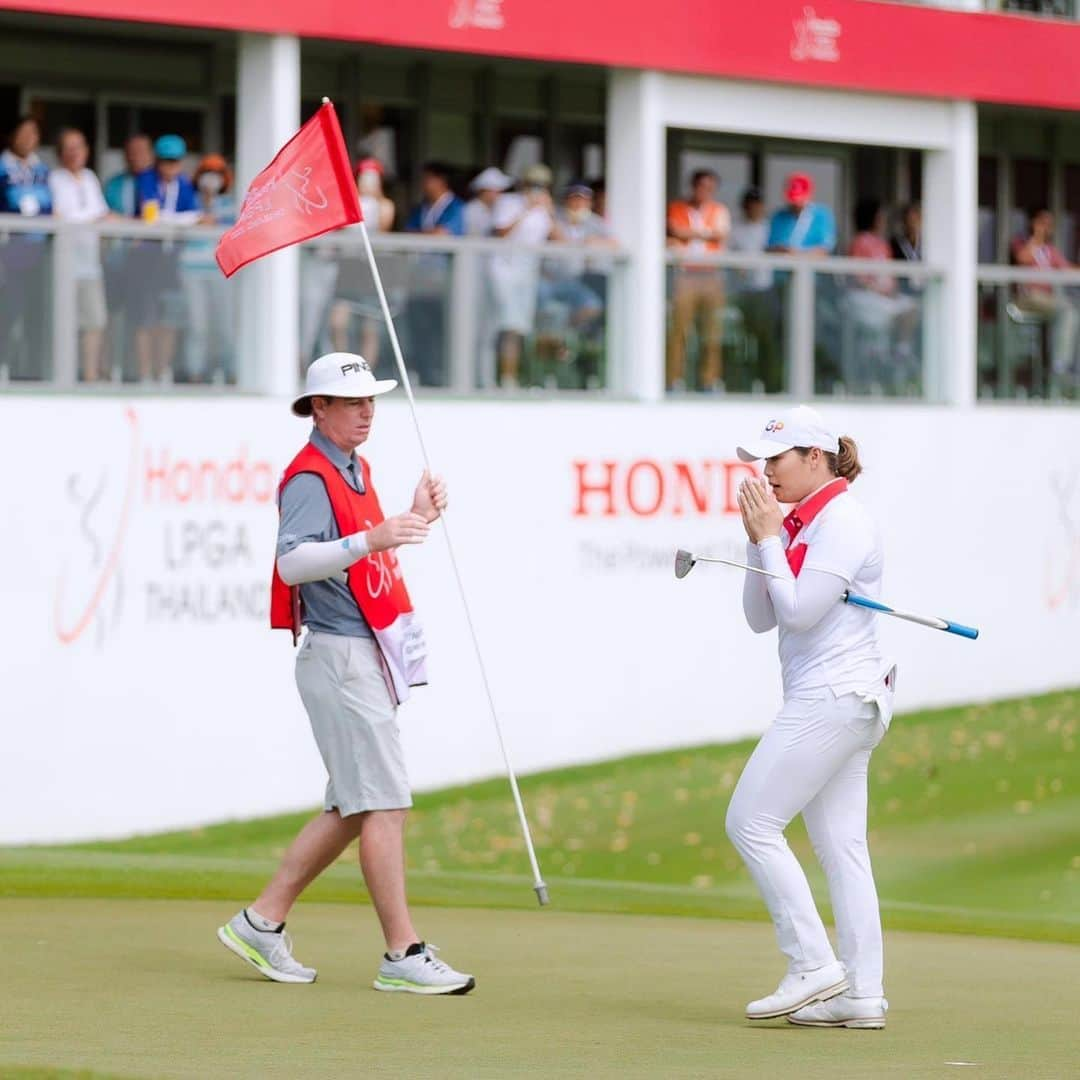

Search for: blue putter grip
xmin=844 ymin=592 xmax=892 ymax=613
xmin=943 ymin=620 xmax=980 ymax=640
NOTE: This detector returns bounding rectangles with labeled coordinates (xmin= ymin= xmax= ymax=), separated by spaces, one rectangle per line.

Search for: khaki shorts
xmin=294 ymin=631 xmax=412 ymax=816
xmin=76 ymin=278 xmax=107 ymax=331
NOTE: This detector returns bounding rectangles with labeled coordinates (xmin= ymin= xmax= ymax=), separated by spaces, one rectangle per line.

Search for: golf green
xmin=3 ymin=899 xmax=1078 ymax=1080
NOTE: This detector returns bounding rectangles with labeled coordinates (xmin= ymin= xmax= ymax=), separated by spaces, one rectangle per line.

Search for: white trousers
xmin=725 ymin=688 xmax=890 ymax=997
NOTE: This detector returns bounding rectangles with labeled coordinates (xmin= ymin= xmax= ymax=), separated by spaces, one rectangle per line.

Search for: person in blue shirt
xmin=131 ymin=135 xmax=202 ymax=382
xmin=403 ymin=161 xmax=464 ymax=386
xmin=104 ymin=134 xmax=156 ymax=217
xmin=0 ymin=116 xmax=52 ymax=377
xmin=136 ymin=135 xmax=200 ymax=220
xmin=405 ymin=161 xmax=465 ymax=235
xmin=0 ymin=115 xmax=52 ymax=217
xmin=767 ymin=173 xmax=837 ymax=255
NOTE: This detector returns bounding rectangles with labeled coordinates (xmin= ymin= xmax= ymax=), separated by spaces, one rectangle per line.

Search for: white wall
xmin=3 ymin=397 xmax=1079 ymax=843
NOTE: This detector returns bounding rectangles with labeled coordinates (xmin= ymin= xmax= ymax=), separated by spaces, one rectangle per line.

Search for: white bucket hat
xmin=469 ymin=166 xmax=513 ymax=193
xmin=736 ymin=404 xmax=840 ymax=462
xmin=292 ymin=352 xmax=398 ymax=417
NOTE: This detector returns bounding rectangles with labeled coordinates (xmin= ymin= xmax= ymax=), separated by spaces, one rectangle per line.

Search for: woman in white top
xmin=48 ymin=127 xmax=110 ymax=381
xmin=727 ymin=404 xmax=895 ymax=1030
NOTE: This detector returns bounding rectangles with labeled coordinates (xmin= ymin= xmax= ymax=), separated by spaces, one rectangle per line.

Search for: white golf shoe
xmin=745 ymin=960 xmax=848 ymax=1020
xmin=217 ymin=910 xmax=317 ymax=984
xmin=374 ymin=942 xmax=475 ymax=995
xmin=788 ymin=993 xmax=888 ymax=1029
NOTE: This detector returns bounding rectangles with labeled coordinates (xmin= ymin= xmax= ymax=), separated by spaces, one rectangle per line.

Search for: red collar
xmin=783 ymin=477 xmax=848 ymax=542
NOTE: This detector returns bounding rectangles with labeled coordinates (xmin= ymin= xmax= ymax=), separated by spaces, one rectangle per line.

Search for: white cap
xmin=470 ymin=166 xmax=513 ymax=193
xmin=736 ymin=405 xmax=840 ymax=462
xmin=292 ymin=352 xmax=398 ymax=417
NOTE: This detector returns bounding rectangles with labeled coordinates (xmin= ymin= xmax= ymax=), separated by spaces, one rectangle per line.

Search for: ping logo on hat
xmin=340 ymin=359 xmax=371 ymax=376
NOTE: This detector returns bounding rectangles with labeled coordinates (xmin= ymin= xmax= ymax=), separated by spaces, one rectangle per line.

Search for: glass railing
xmin=302 ymin=232 xmax=629 ymax=393
xmin=0 ymin=216 xmax=236 ymax=387
xmin=0 ymin=217 xmax=630 ymax=395
xmin=977 ymin=265 xmax=1080 ymax=401
xmin=665 ymin=252 xmax=945 ymax=400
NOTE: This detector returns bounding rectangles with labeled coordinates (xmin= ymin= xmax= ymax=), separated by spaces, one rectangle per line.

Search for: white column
xmin=607 ymin=70 xmax=666 ymax=402
xmin=235 ymin=33 xmax=300 ymax=397
xmin=923 ymin=100 xmax=978 ymax=407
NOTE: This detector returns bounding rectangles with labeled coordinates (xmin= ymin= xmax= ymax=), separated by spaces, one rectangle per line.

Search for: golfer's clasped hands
xmin=738 ymin=477 xmax=785 ymax=544
xmin=366 ymin=472 xmax=448 ymax=554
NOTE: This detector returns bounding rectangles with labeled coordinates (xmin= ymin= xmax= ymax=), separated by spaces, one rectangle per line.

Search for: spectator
xmin=48 ymin=127 xmax=110 ymax=382
xmin=767 ymin=172 xmax=836 ymax=255
xmin=1011 ymin=207 xmax=1079 ymax=382
xmin=132 ymin=134 xmax=202 ymax=383
xmin=729 ymin=186 xmax=782 ymax=393
xmin=892 ymin=203 xmax=922 ymax=263
xmin=0 ymin=116 xmax=51 ymax=216
xmin=464 ymin=166 xmax=512 ymax=236
xmin=104 ymin=134 xmax=154 ymax=217
xmin=179 ymin=155 xmax=237 ymax=383
xmin=535 ymin=180 xmax=616 ymax=387
xmin=405 ymin=161 xmax=464 ymax=235
xmin=588 ymin=177 xmax=607 ymax=220
xmin=490 ymin=163 xmax=558 ymax=388
xmin=329 ymin=158 xmax=398 ymax=368
xmin=0 ymin=116 xmax=52 ymax=377
xmin=666 ymin=168 xmax=730 ymax=392
xmin=846 ymin=198 xmax=919 ymax=382
xmin=404 ymin=161 xmax=463 ymax=385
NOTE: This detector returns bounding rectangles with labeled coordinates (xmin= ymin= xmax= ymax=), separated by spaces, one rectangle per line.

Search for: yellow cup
xmin=141 ymin=198 xmax=160 ymax=223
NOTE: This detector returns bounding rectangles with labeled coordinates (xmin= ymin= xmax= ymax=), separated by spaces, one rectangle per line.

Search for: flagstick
xmin=357 ymin=222 xmax=550 ymax=907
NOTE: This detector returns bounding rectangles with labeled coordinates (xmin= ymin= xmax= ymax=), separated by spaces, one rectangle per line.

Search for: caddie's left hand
xmin=412 ymin=471 xmax=448 ymax=524
xmin=738 ymin=477 xmax=784 ymax=544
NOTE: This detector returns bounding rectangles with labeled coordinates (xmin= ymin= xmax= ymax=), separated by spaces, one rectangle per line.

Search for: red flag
xmin=215 ymin=101 xmax=361 ymax=278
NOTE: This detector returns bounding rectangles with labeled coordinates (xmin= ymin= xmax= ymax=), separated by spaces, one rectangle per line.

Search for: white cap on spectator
xmin=470 ymin=167 xmax=513 ymax=193
xmin=736 ymin=405 xmax=840 ymax=462
xmin=292 ymin=352 xmax=397 ymax=416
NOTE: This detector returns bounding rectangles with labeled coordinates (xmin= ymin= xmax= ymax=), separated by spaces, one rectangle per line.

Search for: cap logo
xmin=340 ymin=359 xmax=371 ymax=376
xmin=764 ymin=420 xmax=785 ymax=433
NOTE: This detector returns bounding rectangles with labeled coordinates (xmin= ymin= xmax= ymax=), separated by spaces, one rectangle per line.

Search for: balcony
xmin=2 ymin=216 xmax=1078 ymax=405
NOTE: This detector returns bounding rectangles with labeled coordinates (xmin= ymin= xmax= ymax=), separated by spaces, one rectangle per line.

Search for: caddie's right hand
xmin=366 ymin=512 xmax=430 ymax=553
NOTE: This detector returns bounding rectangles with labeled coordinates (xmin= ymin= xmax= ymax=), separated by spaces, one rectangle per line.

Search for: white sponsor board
xmin=2 ymin=398 xmax=1078 ymax=843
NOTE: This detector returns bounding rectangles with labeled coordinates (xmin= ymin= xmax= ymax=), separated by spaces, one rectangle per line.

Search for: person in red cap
xmin=767 ymin=172 xmax=837 ymax=255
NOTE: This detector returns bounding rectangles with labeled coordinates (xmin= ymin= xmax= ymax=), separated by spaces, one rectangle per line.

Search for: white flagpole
xmin=356 ymin=221 xmax=550 ymax=906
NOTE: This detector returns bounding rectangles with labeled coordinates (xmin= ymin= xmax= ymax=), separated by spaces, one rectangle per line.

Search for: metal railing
xmin=664 ymin=251 xmax=946 ymax=400
xmin=977 ymin=264 xmax=1080 ymax=402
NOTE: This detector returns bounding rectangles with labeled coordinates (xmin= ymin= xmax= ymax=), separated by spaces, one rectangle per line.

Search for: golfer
xmin=726 ymin=404 xmax=895 ymax=1029
xmin=217 ymin=351 xmax=474 ymax=995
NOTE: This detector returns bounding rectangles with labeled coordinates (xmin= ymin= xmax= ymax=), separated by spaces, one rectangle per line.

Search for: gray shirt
xmin=276 ymin=428 xmax=372 ymax=638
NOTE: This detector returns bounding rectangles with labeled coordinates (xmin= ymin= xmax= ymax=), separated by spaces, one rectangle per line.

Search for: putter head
xmin=674 ymin=549 xmax=696 ymax=580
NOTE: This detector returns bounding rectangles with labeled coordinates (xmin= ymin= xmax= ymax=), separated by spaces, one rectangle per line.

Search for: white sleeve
xmin=492 ymin=194 xmax=521 ymax=231
xmin=757 ymin=537 xmax=850 ymax=633
xmin=276 ymin=531 xmax=371 ymax=586
xmin=742 ymin=540 xmax=777 ymax=633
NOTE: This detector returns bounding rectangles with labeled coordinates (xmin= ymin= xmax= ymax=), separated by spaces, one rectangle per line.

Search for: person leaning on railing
xmin=666 ymin=168 xmax=731 ymax=393
xmin=178 ymin=155 xmax=237 ymax=384
xmin=0 ymin=115 xmax=52 ymax=379
xmin=1010 ymin=207 xmax=1080 ymax=387
xmin=47 ymin=127 xmax=113 ymax=383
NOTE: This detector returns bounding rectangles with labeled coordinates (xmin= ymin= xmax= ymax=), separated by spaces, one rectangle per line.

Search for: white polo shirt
xmin=748 ymin=487 xmax=895 ymax=705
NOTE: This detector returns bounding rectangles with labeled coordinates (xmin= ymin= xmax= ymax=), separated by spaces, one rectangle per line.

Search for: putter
xmin=674 ymin=548 xmax=979 ymax=640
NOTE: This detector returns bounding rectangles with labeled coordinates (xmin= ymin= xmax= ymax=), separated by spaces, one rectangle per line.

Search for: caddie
xmin=217 ymin=351 xmax=474 ymax=995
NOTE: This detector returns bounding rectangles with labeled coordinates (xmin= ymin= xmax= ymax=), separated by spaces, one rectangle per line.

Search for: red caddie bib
xmin=270 ymin=442 xmax=427 ymax=704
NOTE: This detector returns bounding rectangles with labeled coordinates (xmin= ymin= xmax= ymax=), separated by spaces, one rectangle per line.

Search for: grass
xmin=3 ymin=689 xmax=1079 ymax=942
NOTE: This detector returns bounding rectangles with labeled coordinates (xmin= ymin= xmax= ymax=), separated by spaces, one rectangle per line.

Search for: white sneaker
xmin=788 ymin=993 xmax=888 ymax=1029
xmin=217 ymin=910 xmax=317 ymax=984
xmin=745 ymin=961 xmax=848 ymax=1020
xmin=374 ymin=942 xmax=475 ymax=996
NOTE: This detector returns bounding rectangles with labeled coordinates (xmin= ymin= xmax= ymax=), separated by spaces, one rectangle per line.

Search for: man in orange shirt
xmin=667 ymin=170 xmax=731 ymax=392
